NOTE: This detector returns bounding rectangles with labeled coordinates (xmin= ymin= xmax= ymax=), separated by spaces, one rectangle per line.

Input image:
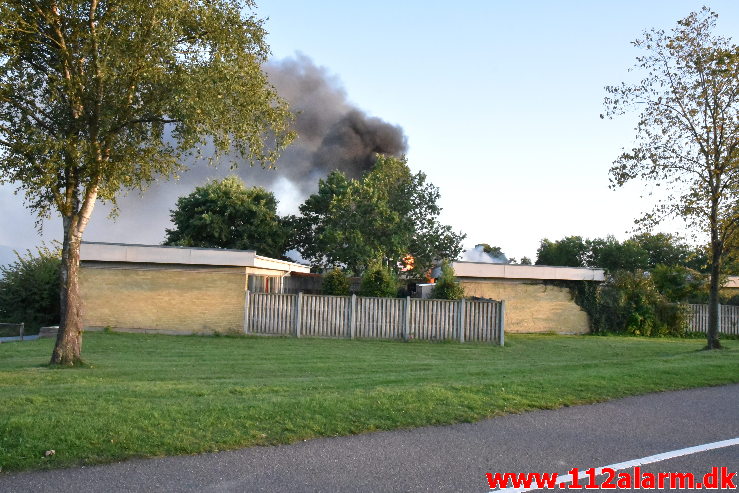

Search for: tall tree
xmin=535 ymin=236 xmax=588 ymax=267
xmin=164 ymin=176 xmax=288 ymax=259
xmin=290 ymin=155 xmax=465 ymax=276
xmin=589 ymin=236 xmax=649 ymax=272
xmin=629 ymin=232 xmax=696 ymax=269
xmin=604 ymin=8 xmax=739 ymax=349
xmin=0 ymin=0 xmax=294 ymax=364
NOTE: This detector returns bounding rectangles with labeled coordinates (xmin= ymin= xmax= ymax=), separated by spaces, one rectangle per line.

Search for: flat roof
xmin=80 ymin=242 xmax=310 ymax=273
xmin=452 ymin=261 xmax=605 ymax=282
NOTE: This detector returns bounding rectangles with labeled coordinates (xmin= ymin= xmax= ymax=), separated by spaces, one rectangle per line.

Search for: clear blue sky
xmin=2 ymin=1 xmax=739 ymax=263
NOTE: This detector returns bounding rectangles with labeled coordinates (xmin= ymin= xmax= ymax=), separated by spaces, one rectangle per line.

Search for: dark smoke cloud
xmin=80 ymin=53 xmax=408 ymax=245
xmin=312 ymin=110 xmax=407 ymax=180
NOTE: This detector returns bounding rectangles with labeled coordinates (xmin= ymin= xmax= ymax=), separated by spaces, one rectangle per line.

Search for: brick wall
xmin=80 ymin=263 xmax=247 ymax=333
xmin=459 ymin=279 xmax=590 ymax=334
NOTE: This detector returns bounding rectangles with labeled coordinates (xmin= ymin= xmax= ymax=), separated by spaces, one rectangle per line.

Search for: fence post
xmin=457 ymin=298 xmax=465 ymax=343
xmin=294 ymin=292 xmax=303 ymax=338
xmin=718 ymin=303 xmax=722 ymax=334
xmin=403 ymin=297 xmax=410 ymax=341
xmin=243 ymin=290 xmax=250 ymax=334
xmin=498 ymin=300 xmax=505 ymax=346
xmin=20 ymin=322 xmax=24 ymax=342
xmin=349 ymin=294 xmax=356 ymax=339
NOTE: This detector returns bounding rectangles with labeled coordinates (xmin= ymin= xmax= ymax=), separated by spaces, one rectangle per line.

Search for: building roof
xmin=451 ymin=261 xmax=605 ymax=282
xmin=80 ymin=242 xmax=310 ymax=273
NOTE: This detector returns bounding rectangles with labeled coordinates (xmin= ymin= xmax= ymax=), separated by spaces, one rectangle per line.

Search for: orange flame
xmin=399 ymin=254 xmax=415 ymax=272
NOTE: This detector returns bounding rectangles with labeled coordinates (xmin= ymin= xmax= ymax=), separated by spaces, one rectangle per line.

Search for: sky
xmin=2 ymin=1 xmax=739 ymax=266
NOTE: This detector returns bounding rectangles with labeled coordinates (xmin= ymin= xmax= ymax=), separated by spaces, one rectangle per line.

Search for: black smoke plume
xmin=83 ymin=53 xmax=408 ymax=244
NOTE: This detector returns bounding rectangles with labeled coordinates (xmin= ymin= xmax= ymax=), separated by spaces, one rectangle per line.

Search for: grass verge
xmin=1 ymin=332 xmax=737 ymax=473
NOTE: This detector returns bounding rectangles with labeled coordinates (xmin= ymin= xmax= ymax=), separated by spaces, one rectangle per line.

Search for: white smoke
xmin=462 ymin=245 xmax=508 ymax=264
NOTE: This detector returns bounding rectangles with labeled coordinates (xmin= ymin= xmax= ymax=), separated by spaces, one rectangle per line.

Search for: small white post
xmin=718 ymin=303 xmax=722 ymax=334
xmin=349 ymin=294 xmax=356 ymax=339
xmin=294 ymin=292 xmax=303 ymax=338
xmin=458 ymin=298 xmax=465 ymax=343
xmin=403 ymin=296 xmax=410 ymax=341
xmin=498 ymin=300 xmax=506 ymax=346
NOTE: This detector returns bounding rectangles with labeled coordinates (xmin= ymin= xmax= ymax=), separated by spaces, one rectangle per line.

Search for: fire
xmin=399 ymin=254 xmax=415 ymax=272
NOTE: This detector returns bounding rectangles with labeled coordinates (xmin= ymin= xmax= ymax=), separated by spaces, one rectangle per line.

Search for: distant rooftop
xmin=81 ymin=242 xmax=310 ymax=272
xmin=451 ymin=261 xmax=605 ymax=282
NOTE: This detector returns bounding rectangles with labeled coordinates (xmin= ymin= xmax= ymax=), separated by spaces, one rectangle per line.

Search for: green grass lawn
xmin=1 ymin=332 xmax=737 ymax=473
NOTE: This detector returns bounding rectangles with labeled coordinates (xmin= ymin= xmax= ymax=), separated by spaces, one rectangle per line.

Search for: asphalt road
xmin=2 ymin=385 xmax=738 ymax=492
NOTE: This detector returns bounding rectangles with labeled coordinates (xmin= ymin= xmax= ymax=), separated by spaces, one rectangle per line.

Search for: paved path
xmin=0 ymin=335 xmax=38 ymax=343
xmin=2 ymin=385 xmax=738 ymax=492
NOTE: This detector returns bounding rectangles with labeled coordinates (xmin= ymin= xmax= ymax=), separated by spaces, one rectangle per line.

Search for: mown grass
xmin=1 ymin=332 xmax=737 ymax=473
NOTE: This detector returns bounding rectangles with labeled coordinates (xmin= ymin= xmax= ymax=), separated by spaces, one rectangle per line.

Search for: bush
xmin=0 ymin=243 xmax=61 ymax=332
xmin=587 ymin=270 xmax=688 ymax=336
xmin=322 ymin=268 xmax=350 ymax=295
xmin=359 ymin=263 xmax=397 ymax=297
xmin=431 ymin=261 xmax=464 ymax=300
xmin=650 ymin=264 xmax=707 ymax=302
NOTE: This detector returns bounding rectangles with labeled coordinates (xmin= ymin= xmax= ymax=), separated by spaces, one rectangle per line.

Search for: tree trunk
xmin=706 ymin=239 xmax=722 ymax=350
xmin=50 ymin=216 xmax=84 ymax=365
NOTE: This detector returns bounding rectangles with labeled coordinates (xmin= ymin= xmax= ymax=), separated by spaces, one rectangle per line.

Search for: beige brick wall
xmin=459 ymin=279 xmax=591 ymax=334
xmin=80 ymin=263 xmax=247 ymax=333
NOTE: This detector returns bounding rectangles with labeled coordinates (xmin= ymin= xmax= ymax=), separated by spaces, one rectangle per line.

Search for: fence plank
xmin=688 ymin=303 xmax=739 ymax=335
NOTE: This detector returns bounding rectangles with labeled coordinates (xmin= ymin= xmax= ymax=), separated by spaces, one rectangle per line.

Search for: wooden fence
xmin=244 ymin=292 xmax=505 ymax=345
xmin=689 ymin=304 xmax=739 ymax=335
xmin=0 ymin=322 xmax=25 ymax=340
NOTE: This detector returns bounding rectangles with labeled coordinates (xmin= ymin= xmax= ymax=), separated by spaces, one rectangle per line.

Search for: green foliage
xmin=0 ymin=0 xmax=294 ymax=216
xmin=651 ymin=264 xmax=707 ymax=303
xmin=630 ymin=233 xmax=700 ymax=270
xmin=535 ymin=236 xmax=588 ymax=267
xmin=0 ymin=244 xmax=61 ymax=331
xmin=564 ymin=272 xmax=689 ymax=337
xmin=322 ymin=268 xmax=350 ymax=296
xmin=290 ymin=155 xmax=465 ymax=276
xmin=359 ymin=263 xmax=398 ymax=298
xmin=589 ymin=236 xmax=649 ymax=272
xmin=431 ymin=261 xmax=464 ymax=300
xmin=164 ymin=176 xmax=288 ymax=258
xmin=519 ymin=256 xmax=532 ymax=265
xmin=478 ymin=244 xmax=504 ymax=257
xmin=538 ymin=233 xmax=707 ymax=273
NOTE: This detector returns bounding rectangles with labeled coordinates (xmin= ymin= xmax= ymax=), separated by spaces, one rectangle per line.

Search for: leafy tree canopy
xmin=651 ymin=264 xmax=707 ymax=303
xmin=630 ymin=233 xmax=696 ymax=269
xmin=290 ymin=155 xmax=465 ymax=276
xmin=589 ymin=236 xmax=650 ymax=272
xmin=535 ymin=236 xmax=589 ymax=267
xmin=536 ymin=233 xmax=706 ymax=272
xmin=164 ymin=176 xmax=288 ymax=259
xmin=0 ymin=0 xmax=294 ymax=364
